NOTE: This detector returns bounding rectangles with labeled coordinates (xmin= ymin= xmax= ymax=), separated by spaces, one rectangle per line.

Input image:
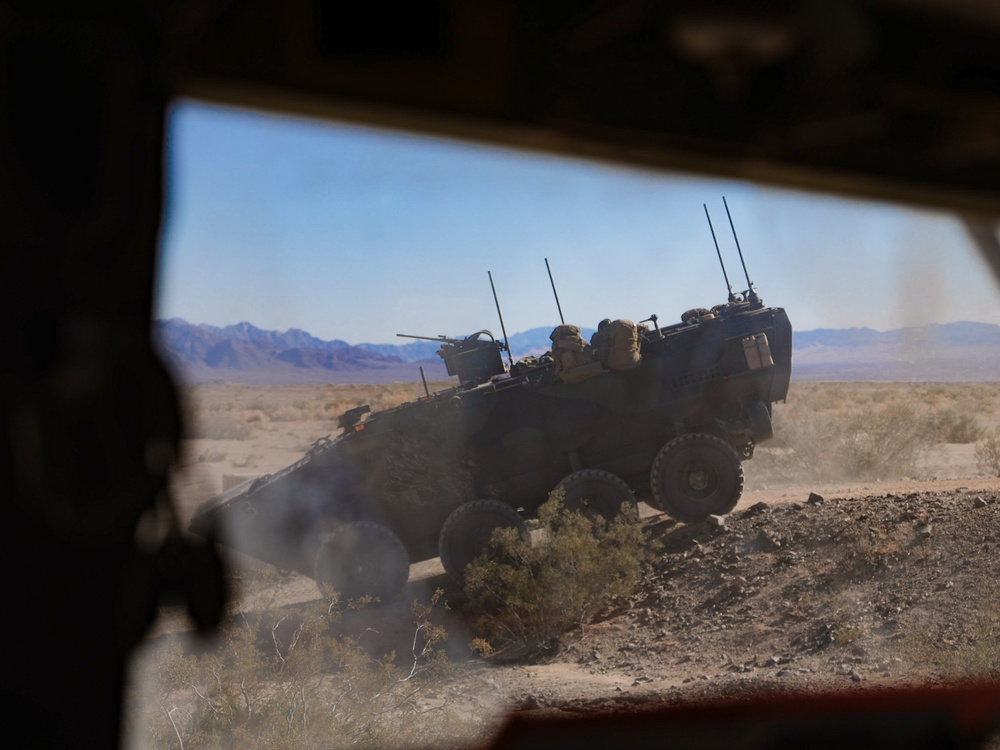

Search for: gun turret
xmin=397 ymin=330 xmax=507 ymax=387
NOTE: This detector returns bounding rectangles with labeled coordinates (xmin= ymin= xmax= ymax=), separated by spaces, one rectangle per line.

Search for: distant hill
xmin=153 ymin=319 xmax=449 ymax=385
xmin=791 ymin=321 xmax=1000 ymax=381
xmin=153 ymin=318 xmax=1000 ymax=384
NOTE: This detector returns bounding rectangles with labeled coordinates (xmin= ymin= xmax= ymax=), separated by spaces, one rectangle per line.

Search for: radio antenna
xmin=704 ymin=204 xmax=736 ymax=303
xmin=723 ymin=196 xmax=759 ymax=303
xmin=488 ymin=271 xmax=515 ymax=370
xmin=545 ymin=258 xmax=565 ymax=325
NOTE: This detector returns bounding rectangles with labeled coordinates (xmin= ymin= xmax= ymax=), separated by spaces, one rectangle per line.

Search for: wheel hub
xmin=687 ymin=467 xmax=711 ymax=492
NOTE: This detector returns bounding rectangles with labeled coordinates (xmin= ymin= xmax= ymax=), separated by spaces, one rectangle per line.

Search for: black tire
xmin=554 ymin=469 xmax=637 ymax=525
xmin=314 ymin=521 xmax=409 ymax=602
xmin=438 ymin=499 xmax=527 ymax=584
xmin=649 ymin=433 xmax=744 ymax=523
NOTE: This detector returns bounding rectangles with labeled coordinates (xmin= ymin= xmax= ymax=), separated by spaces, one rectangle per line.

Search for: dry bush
xmin=841 ymin=403 xmax=933 ymax=478
xmin=195 ymin=449 xmax=227 ymax=463
xmin=841 ymin=523 xmax=906 ymax=577
xmin=926 ymin=408 xmax=986 ymax=443
xmin=755 ymin=399 xmax=935 ymax=483
xmin=180 ymin=382 xmax=455 ymax=441
xmin=746 ymin=382 xmax=1000 ymax=485
xmin=830 ymin=622 xmax=866 ymax=645
xmin=186 ymin=409 xmax=253 ymax=440
xmin=897 ymin=591 xmax=1000 ymax=683
xmin=977 ymin=428 xmax=1000 ymax=477
xmin=463 ymin=494 xmax=653 ymax=658
xmin=138 ymin=571 xmax=485 ymax=750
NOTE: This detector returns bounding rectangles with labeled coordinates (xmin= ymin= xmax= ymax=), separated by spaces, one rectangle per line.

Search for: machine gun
xmin=397 ymin=330 xmax=508 ymax=387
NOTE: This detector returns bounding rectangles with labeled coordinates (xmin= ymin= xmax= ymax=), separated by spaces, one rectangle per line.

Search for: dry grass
xmin=897 ymin=587 xmax=1000 ymax=683
xmin=750 ymin=382 xmax=1000 ymax=487
xmin=179 ymin=381 xmax=451 ymax=441
xmin=132 ymin=572 xmax=490 ymax=750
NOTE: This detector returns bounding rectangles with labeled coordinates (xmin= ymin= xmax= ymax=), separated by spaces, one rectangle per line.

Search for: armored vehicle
xmin=190 ymin=210 xmax=792 ymax=601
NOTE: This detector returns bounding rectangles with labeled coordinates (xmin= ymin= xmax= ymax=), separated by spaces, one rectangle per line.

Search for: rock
xmin=917 ymin=524 xmax=933 ymax=539
xmin=707 ymin=514 xmax=727 ymax=529
xmin=807 ymin=492 xmax=825 ymax=504
xmin=974 ymin=497 xmax=988 ymax=509
xmin=746 ymin=502 xmax=770 ymax=516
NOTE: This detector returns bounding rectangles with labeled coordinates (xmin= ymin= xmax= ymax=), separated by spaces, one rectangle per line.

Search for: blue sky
xmin=155 ymin=100 xmax=1000 ymax=345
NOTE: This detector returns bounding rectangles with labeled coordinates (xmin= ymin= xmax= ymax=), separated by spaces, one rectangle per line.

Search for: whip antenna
xmin=723 ymin=196 xmax=758 ymax=302
xmin=545 ymin=258 xmax=565 ymax=325
xmin=488 ymin=271 xmax=515 ymax=369
xmin=705 ymin=204 xmax=736 ymax=303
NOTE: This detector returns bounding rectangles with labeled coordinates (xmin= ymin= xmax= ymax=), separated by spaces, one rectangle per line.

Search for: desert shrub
xmin=897 ymin=591 xmax=1000 ymax=683
xmin=187 ymin=410 xmax=253 ymax=440
xmin=752 ymin=401 xmax=934 ymax=484
xmin=196 ymin=449 xmax=227 ymax=463
xmin=926 ymin=408 xmax=986 ymax=444
xmin=830 ymin=622 xmax=866 ymax=645
xmin=137 ymin=574 xmax=484 ymax=750
xmin=842 ymin=523 xmax=905 ymax=577
xmin=976 ymin=428 xmax=1000 ymax=477
xmin=840 ymin=403 xmax=933 ymax=479
xmin=463 ymin=494 xmax=653 ymax=657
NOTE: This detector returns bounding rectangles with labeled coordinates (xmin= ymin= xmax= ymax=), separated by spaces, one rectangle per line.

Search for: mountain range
xmin=153 ymin=318 xmax=1000 ymax=385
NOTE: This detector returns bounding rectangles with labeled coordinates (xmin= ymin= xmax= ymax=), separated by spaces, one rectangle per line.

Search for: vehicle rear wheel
xmin=438 ymin=499 xmax=527 ymax=584
xmin=314 ymin=521 xmax=409 ymax=602
xmin=649 ymin=433 xmax=744 ymax=523
xmin=554 ymin=469 xmax=637 ymax=525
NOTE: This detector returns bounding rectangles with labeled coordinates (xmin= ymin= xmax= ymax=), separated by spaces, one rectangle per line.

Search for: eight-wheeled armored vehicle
xmin=190 ymin=286 xmax=792 ymax=601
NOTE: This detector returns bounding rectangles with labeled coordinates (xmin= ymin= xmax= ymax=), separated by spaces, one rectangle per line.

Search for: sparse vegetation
xmin=830 ymin=622 xmax=866 ymax=645
xmin=756 ymin=401 xmax=934 ymax=482
xmin=927 ymin=408 xmax=986 ymax=444
xmin=179 ymin=382 xmax=451 ymax=443
xmin=463 ymin=494 xmax=654 ymax=658
xmin=196 ymin=449 xmax=227 ymax=463
xmin=750 ymin=382 xmax=1000 ymax=486
xmin=842 ymin=522 xmax=905 ymax=576
xmin=897 ymin=591 xmax=1000 ymax=683
xmin=136 ymin=570 xmax=487 ymax=750
xmin=977 ymin=428 xmax=1000 ymax=477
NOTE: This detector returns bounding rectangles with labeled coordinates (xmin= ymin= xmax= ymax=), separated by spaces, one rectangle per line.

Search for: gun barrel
xmin=396 ymin=333 xmax=461 ymax=344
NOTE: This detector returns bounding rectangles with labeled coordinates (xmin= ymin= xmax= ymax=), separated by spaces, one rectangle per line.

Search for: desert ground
xmin=126 ymin=380 xmax=1000 ymax=748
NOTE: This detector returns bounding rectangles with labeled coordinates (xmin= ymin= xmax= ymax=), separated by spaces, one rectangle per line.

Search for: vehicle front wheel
xmin=649 ymin=433 xmax=743 ymax=523
xmin=554 ymin=469 xmax=638 ymax=525
xmin=438 ymin=499 xmax=527 ymax=584
xmin=314 ymin=521 xmax=409 ymax=602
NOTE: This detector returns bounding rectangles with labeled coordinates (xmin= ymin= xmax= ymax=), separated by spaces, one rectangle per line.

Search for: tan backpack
xmin=604 ymin=319 xmax=642 ymax=371
xmin=549 ymin=324 xmax=605 ymax=383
